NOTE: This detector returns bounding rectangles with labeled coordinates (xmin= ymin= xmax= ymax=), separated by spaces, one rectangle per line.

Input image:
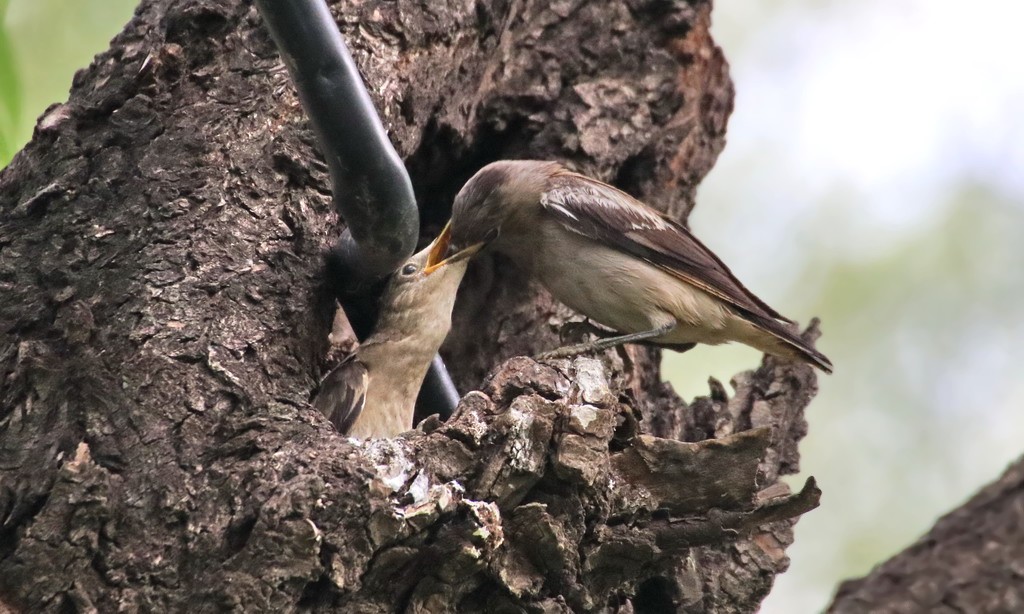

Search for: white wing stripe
xmin=546 ymin=202 xmax=579 ymax=221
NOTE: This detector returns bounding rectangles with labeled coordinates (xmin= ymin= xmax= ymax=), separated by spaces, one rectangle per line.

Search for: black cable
xmin=421 ymin=355 xmax=462 ymax=417
xmin=255 ymin=0 xmax=460 ymax=419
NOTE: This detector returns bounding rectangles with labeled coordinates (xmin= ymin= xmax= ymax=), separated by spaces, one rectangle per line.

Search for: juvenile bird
xmin=442 ymin=160 xmax=832 ymax=372
xmin=313 ymin=231 xmax=480 ymax=438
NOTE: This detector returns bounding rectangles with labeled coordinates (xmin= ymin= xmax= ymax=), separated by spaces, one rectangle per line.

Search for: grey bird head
xmin=313 ymin=231 xmax=482 ymax=438
xmin=369 ymin=229 xmax=482 ymax=343
xmin=446 ymin=160 xmax=561 ymax=254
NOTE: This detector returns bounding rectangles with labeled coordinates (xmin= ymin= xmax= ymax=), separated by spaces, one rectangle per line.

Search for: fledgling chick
xmin=442 ymin=160 xmax=832 ymax=372
xmin=313 ymin=231 xmax=480 ymax=438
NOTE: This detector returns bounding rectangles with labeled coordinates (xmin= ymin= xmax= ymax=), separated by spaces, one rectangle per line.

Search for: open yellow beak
xmin=423 ymin=221 xmax=484 ymax=275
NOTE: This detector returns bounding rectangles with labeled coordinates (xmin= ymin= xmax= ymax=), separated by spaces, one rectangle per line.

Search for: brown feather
xmin=542 ymin=170 xmax=793 ymax=324
xmin=541 ymin=170 xmax=833 ymax=373
xmin=313 ymin=354 xmax=368 ymax=434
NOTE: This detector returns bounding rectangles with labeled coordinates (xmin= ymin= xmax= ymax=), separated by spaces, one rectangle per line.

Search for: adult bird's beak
xmin=423 ymin=221 xmax=484 ymax=275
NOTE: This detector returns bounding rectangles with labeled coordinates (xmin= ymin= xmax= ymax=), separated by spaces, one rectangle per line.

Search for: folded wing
xmin=541 ymin=170 xmax=833 ymax=373
xmin=313 ymin=354 xmax=368 ymax=434
xmin=541 ymin=170 xmax=792 ymax=324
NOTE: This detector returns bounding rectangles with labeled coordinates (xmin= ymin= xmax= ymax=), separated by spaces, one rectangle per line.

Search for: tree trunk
xmin=0 ymin=0 xmax=824 ymax=611
xmin=828 ymin=455 xmax=1024 ymax=613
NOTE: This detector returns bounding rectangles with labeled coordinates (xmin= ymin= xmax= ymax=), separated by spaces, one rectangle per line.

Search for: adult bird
xmin=313 ymin=231 xmax=480 ymax=438
xmin=441 ymin=160 xmax=832 ymax=373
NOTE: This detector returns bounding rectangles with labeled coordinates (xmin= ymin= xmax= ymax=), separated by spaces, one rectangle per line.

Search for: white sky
xmin=699 ymin=0 xmax=1024 ymax=262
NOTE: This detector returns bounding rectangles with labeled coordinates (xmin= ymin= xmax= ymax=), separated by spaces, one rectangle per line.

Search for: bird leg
xmin=536 ymin=321 xmax=677 ymax=360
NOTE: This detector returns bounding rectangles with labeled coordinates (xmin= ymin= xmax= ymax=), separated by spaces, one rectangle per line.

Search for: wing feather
xmin=313 ymin=354 xmax=368 ymax=434
xmin=541 ymin=171 xmax=793 ymax=324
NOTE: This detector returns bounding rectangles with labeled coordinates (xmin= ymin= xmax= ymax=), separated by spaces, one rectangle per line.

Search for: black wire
xmin=254 ymin=0 xmax=417 ymax=277
xmin=255 ymin=0 xmax=460 ymax=419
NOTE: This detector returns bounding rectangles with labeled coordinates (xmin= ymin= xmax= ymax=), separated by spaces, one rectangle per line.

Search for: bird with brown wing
xmin=313 ymin=232 xmax=481 ymax=438
xmin=441 ymin=160 xmax=832 ymax=373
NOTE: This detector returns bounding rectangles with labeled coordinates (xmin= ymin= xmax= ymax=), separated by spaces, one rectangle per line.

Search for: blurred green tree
xmin=0 ymin=0 xmax=137 ymax=165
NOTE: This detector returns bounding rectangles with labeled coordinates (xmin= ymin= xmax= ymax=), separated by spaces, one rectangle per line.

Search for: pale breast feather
xmin=313 ymin=354 xmax=368 ymax=434
xmin=540 ymin=172 xmax=792 ymax=323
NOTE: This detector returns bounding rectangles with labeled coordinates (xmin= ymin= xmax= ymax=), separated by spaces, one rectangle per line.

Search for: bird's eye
xmin=485 ymin=227 xmax=500 ymax=243
xmin=401 ymin=264 xmax=418 ymax=276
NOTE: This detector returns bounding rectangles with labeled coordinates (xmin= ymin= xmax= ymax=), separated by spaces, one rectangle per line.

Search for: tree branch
xmin=829 ymin=457 xmax=1024 ymax=613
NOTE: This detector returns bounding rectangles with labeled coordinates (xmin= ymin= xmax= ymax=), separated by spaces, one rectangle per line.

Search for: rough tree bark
xmin=828 ymin=456 xmax=1024 ymax=613
xmin=0 ymin=0 xmax=826 ymax=611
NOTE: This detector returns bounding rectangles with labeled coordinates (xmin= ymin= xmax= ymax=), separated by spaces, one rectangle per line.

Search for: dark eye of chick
xmin=401 ymin=264 xmax=418 ymax=276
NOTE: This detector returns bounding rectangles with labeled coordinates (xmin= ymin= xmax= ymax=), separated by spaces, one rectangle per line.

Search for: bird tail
xmin=744 ymin=314 xmax=833 ymax=373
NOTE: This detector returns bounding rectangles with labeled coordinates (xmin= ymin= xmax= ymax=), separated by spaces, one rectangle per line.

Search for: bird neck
xmin=491 ymin=204 xmax=546 ymax=273
xmin=350 ymin=337 xmax=436 ymax=437
xmin=358 ymin=334 xmax=438 ymax=383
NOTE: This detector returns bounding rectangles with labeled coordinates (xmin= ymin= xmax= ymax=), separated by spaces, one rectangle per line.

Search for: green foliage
xmin=0 ymin=0 xmax=138 ymax=167
xmin=0 ymin=0 xmax=20 ymax=163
